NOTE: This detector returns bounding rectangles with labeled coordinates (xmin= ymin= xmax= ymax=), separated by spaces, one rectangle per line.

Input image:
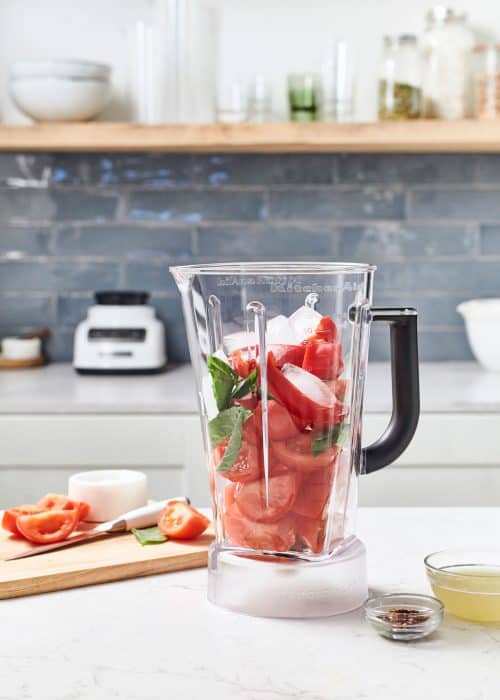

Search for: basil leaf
xmin=231 ymin=368 xmax=258 ymax=400
xmin=207 ymin=355 xmax=238 ymax=411
xmin=132 ymin=526 xmax=167 ymax=545
xmin=208 ymin=406 xmax=251 ymax=447
xmin=311 ymin=423 xmax=349 ymax=456
xmin=216 ymin=410 xmax=247 ymax=473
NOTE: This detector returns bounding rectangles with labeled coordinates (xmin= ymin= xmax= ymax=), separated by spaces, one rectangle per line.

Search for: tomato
xmin=158 ymin=501 xmax=210 ymax=540
xmin=242 ymin=414 xmax=260 ymax=446
xmin=295 ymin=515 xmax=326 ymax=554
xmin=272 ymin=432 xmax=340 ymax=472
xmin=302 ymin=341 xmax=343 ymax=380
xmin=224 ymin=483 xmax=237 ymax=510
xmin=308 ymin=316 xmax=339 ymax=344
xmin=2 ymin=505 xmax=43 ymax=536
xmin=16 ymin=508 xmax=79 ymax=544
xmin=267 ymin=344 xmax=305 ymax=369
xmin=234 ymin=470 xmax=297 ymax=523
xmin=234 ymin=395 xmax=258 ymax=411
xmin=37 ymin=493 xmax=90 ymax=522
xmin=213 ymin=437 xmax=262 ymax=483
xmin=230 ymin=348 xmax=256 ymax=378
xmin=224 ymin=510 xmax=295 ymax=552
xmin=267 ymin=353 xmax=346 ymax=429
xmin=292 ymin=465 xmax=334 ymax=519
xmin=325 ymin=378 xmax=349 ymax=402
xmin=252 ymin=399 xmax=300 ymax=442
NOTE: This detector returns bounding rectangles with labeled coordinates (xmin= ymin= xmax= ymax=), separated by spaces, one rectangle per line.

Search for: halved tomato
xmin=16 ymin=508 xmax=79 ymax=544
xmin=234 ymin=470 xmax=298 ymax=523
xmin=272 ymin=432 xmax=340 ymax=472
xmin=295 ymin=515 xmax=326 ymax=554
xmin=302 ymin=341 xmax=343 ymax=380
xmin=224 ymin=510 xmax=295 ymax=552
xmin=214 ymin=437 xmax=262 ymax=483
xmin=37 ymin=493 xmax=91 ymax=521
xmin=158 ymin=501 xmax=210 ymax=540
xmin=2 ymin=505 xmax=43 ymax=536
xmin=292 ymin=465 xmax=334 ymax=519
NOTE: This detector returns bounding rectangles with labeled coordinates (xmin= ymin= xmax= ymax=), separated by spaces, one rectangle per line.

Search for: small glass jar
xmin=378 ymin=35 xmax=422 ymax=120
xmin=420 ymin=7 xmax=475 ymax=119
xmin=474 ymin=45 xmax=500 ymax=119
xmin=287 ymin=73 xmax=320 ymax=122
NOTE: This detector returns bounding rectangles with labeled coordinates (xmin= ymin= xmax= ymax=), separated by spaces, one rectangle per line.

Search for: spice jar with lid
xmin=378 ymin=35 xmax=422 ymax=120
xmin=474 ymin=45 xmax=500 ymax=119
xmin=420 ymin=6 xmax=475 ymax=119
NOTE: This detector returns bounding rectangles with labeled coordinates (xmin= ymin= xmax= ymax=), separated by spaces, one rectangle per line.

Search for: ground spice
xmin=377 ymin=607 xmax=431 ymax=628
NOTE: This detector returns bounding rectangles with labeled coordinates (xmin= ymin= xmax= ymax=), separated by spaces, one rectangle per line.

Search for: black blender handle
xmin=362 ymin=307 xmax=420 ymax=474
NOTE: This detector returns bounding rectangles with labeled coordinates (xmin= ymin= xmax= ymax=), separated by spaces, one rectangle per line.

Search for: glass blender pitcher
xmin=171 ymin=262 xmax=419 ymax=618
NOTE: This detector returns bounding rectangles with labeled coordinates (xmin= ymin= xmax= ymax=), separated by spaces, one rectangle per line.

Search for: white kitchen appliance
xmin=73 ymin=291 xmax=166 ymax=374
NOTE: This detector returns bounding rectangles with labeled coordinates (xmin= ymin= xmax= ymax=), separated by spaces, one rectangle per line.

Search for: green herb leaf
xmin=132 ymin=526 xmax=167 ymax=546
xmin=231 ymin=368 xmax=258 ymax=400
xmin=311 ymin=423 xmax=349 ymax=456
xmin=208 ymin=405 xmax=252 ymax=447
xmin=207 ymin=355 xmax=239 ymax=411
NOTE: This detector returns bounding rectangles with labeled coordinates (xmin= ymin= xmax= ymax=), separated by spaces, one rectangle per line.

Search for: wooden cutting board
xmin=0 ymin=525 xmax=213 ymax=600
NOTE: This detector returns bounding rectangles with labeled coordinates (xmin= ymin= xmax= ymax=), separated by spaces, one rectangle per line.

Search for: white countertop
xmin=0 ymin=361 xmax=499 ymax=414
xmin=1 ymin=507 xmax=499 ymax=700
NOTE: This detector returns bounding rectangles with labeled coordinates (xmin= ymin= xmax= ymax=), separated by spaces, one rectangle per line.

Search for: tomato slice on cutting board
xmin=16 ymin=508 xmax=79 ymax=544
xmin=158 ymin=500 xmax=210 ymax=540
xmin=234 ymin=470 xmax=298 ymax=523
xmin=37 ymin=493 xmax=91 ymax=521
xmin=2 ymin=505 xmax=44 ymax=537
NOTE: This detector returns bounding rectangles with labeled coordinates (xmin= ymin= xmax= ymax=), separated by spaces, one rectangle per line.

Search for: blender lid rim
xmin=170 ymin=261 xmax=377 ymax=275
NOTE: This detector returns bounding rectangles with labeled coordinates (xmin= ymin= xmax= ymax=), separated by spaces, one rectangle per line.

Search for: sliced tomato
xmin=213 ymin=438 xmax=262 ymax=483
xmin=16 ymin=508 xmax=79 ymax=544
xmin=308 ymin=316 xmax=339 ymax=344
xmin=224 ymin=483 xmax=237 ymax=511
xmin=272 ymin=432 xmax=339 ymax=472
xmin=252 ymin=399 xmax=300 ymax=442
xmin=267 ymin=353 xmax=346 ymax=429
xmin=37 ymin=493 xmax=90 ymax=522
xmin=295 ymin=515 xmax=326 ymax=554
xmin=224 ymin=510 xmax=295 ymax=552
xmin=302 ymin=340 xmax=343 ymax=380
xmin=234 ymin=470 xmax=297 ymax=523
xmin=230 ymin=348 xmax=257 ymax=378
xmin=267 ymin=344 xmax=305 ymax=369
xmin=158 ymin=501 xmax=210 ymax=540
xmin=2 ymin=505 xmax=43 ymax=536
xmin=292 ymin=464 xmax=334 ymax=519
xmin=234 ymin=395 xmax=258 ymax=411
xmin=230 ymin=344 xmax=304 ymax=379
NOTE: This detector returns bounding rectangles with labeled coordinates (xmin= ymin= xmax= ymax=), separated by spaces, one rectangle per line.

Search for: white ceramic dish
xmin=1 ymin=337 xmax=41 ymax=360
xmin=9 ymin=60 xmax=111 ymax=122
xmin=457 ymin=299 xmax=500 ymax=371
xmin=68 ymin=470 xmax=148 ymax=522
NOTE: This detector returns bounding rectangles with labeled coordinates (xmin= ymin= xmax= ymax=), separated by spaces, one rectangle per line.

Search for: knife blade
xmin=4 ymin=496 xmax=189 ymax=561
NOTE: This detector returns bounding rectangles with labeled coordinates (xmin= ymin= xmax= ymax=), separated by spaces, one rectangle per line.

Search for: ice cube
xmin=288 ymin=305 xmax=323 ymax=342
xmin=223 ymin=331 xmax=256 ymax=354
xmin=282 ymin=363 xmax=335 ymax=407
xmin=266 ymin=314 xmax=299 ymax=345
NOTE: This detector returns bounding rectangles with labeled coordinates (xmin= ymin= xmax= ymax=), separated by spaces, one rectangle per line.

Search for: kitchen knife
xmin=4 ymin=497 xmax=189 ymax=561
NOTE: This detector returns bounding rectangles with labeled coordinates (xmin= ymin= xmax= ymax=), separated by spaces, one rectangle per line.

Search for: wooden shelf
xmin=0 ymin=120 xmax=500 ymax=153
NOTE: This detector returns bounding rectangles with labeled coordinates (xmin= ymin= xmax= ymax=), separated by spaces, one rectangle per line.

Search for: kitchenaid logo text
xmin=217 ymin=276 xmax=361 ymax=294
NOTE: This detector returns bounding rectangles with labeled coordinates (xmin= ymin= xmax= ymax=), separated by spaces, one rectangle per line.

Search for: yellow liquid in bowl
xmin=429 ymin=566 xmax=500 ymax=622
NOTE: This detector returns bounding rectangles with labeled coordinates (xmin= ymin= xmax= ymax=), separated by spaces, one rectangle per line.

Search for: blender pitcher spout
xmin=171 ymin=262 xmax=420 ymax=618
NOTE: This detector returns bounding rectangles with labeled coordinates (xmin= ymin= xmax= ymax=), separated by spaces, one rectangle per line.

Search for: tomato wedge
xmin=292 ymin=464 xmax=334 ymax=518
xmin=234 ymin=470 xmax=298 ymax=523
xmin=308 ymin=316 xmax=339 ymax=343
xmin=267 ymin=344 xmax=305 ymax=369
xmin=16 ymin=508 xmax=79 ymax=544
xmin=230 ymin=343 xmax=304 ymax=378
xmin=230 ymin=348 xmax=256 ymax=378
xmin=267 ymin=353 xmax=345 ymax=429
xmin=37 ymin=493 xmax=90 ymax=521
xmin=273 ymin=432 xmax=339 ymax=472
xmin=2 ymin=505 xmax=43 ymax=536
xmin=295 ymin=515 xmax=326 ymax=554
xmin=224 ymin=509 xmax=295 ymax=552
xmin=158 ymin=501 xmax=210 ymax=540
xmin=252 ymin=399 xmax=300 ymax=442
xmin=302 ymin=340 xmax=343 ymax=380
xmin=214 ymin=435 xmax=262 ymax=483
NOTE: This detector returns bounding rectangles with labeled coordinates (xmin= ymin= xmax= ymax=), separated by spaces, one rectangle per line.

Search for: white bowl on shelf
xmin=9 ymin=59 xmax=111 ymax=122
xmin=457 ymin=299 xmax=500 ymax=371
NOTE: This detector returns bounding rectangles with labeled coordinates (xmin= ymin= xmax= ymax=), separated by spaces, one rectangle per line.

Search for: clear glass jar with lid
xmin=420 ymin=6 xmax=475 ymax=119
xmin=378 ymin=35 xmax=422 ymax=120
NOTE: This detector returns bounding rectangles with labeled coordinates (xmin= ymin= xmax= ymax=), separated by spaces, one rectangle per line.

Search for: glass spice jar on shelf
xmin=378 ymin=35 xmax=422 ymax=120
xmin=474 ymin=45 xmax=500 ymax=119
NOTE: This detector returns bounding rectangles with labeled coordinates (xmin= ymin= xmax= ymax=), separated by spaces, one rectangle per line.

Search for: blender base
xmin=208 ymin=538 xmax=368 ymax=618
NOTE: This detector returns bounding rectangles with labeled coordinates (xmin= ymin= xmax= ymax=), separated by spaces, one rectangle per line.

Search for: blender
xmin=171 ymin=262 xmax=419 ymax=618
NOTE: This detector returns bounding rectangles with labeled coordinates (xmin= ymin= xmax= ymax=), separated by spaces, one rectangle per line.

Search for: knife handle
xmin=108 ymin=497 xmax=190 ymax=532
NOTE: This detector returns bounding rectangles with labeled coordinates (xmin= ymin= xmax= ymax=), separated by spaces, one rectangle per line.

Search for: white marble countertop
xmin=0 ymin=361 xmax=499 ymax=415
xmin=1 ymin=507 xmax=499 ymax=700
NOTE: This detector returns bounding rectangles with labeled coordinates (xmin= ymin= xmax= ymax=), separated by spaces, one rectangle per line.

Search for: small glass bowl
xmin=364 ymin=593 xmax=444 ymax=641
xmin=425 ymin=549 xmax=500 ymax=623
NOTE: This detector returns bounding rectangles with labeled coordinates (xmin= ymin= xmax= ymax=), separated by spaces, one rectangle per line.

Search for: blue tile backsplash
xmin=2 ymin=151 xmax=500 ymax=363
